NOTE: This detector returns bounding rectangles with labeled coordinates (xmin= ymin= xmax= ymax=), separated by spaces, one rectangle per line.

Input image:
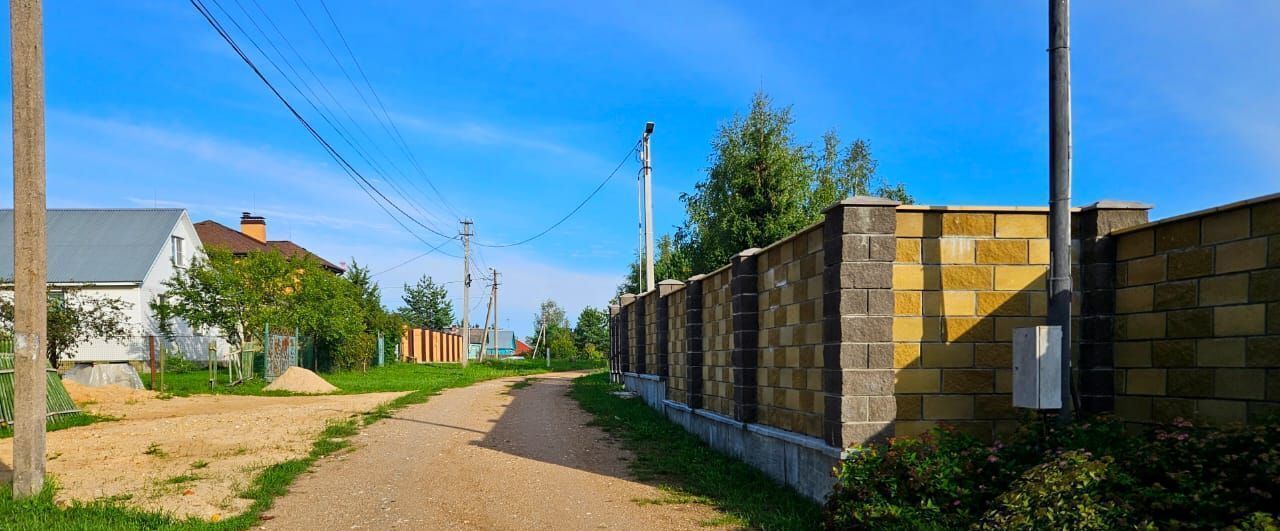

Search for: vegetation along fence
xmin=609 ymin=192 xmax=1280 ymax=500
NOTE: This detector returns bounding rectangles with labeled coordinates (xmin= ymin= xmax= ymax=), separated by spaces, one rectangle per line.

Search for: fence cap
xmin=1081 ymin=200 xmax=1153 ymax=211
xmin=824 ymin=195 xmax=902 ymax=212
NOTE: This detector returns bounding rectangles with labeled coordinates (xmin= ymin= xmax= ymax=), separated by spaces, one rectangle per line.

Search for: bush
xmin=162 ymin=350 xmax=202 ymax=373
xmin=331 ymin=333 xmax=375 ymax=371
xmin=823 ymin=417 xmax=1280 ymax=530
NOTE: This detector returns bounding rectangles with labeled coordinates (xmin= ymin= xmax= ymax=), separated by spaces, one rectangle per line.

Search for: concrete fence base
xmin=621 ymin=372 xmax=839 ymax=502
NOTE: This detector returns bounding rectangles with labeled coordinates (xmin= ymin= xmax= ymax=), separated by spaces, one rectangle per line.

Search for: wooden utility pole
xmin=9 ymin=0 xmax=48 ymax=498
xmin=459 ymin=220 xmax=472 ymax=367
xmin=1049 ymin=0 xmax=1074 ymax=422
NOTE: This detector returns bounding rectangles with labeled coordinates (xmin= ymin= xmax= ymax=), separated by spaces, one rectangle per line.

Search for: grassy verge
xmin=0 ymin=413 xmax=114 ymax=440
xmin=568 ymin=372 xmax=822 ymax=530
xmin=1 ymin=358 xmax=603 ymax=529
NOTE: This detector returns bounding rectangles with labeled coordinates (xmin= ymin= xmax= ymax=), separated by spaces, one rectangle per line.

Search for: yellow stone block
xmin=1201 ymin=208 xmax=1250 ymax=245
xmin=893 ymin=264 xmax=926 ymax=290
xmin=895 ymin=291 xmax=922 ymax=315
xmin=943 ymin=317 xmax=996 ymax=341
xmin=1115 ymin=286 xmax=1154 ymax=314
xmin=994 ymin=265 xmax=1047 ymax=290
xmin=1214 ymin=304 xmax=1265 ymax=336
xmin=977 ymin=291 xmax=1029 ymax=316
xmin=941 ymin=213 xmax=995 ymax=237
xmin=941 ymin=265 xmax=993 ymax=290
xmin=923 ymin=395 xmax=974 ymax=420
xmin=894 ymin=368 xmax=941 ymax=393
xmin=976 ymin=239 xmax=1029 ymax=264
xmin=896 ymin=238 xmax=922 ymax=263
xmin=921 ymin=343 xmax=974 ymax=367
xmin=894 ymin=420 xmax=937 ymax=437
xmin=1118 ymin=312 xmax=1166 ymax=340
xmin=1126 ymin=368 xmax=1167 ymax=395
xmin=1028 ymin=239 xmax=1050 ymax=264
xmin=1125 ymin=255 xmax=1167 ymax=286
xmin=894 ymin=343 xmax=921 ymax=368
xmin=995 ymin=213 xmax=1048 ymax=238
xmin=897 ymin=212 xmax=941 ymax=238
xmin=939 ymin=239 xmax=976 ymax=263
xmin=893 ymin=316 xmax=941 ymax=342
xmin=1117 ymin=229 xmax=1154 ymax=260
xmin=1215 ymin=237 xmax=1267 ymax=274
xmin=941 ymin=291 xmax=976 ymax=315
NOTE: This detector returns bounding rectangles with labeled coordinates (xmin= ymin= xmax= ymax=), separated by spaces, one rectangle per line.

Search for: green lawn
xmin=1 ymin=358 xmax=603 ymax=530
xmin=569 ymin=372 xmax=823 ymax=531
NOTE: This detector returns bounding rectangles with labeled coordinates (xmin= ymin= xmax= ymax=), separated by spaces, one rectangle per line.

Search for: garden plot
xmin=0 ymin=384 xmax=406 ymax=521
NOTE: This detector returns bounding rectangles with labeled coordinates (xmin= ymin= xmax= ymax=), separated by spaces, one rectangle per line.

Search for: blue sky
xmin=0 ymin=1 xmax=1276 ymax=336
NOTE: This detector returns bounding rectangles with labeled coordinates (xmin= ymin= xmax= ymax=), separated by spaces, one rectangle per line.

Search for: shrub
xmin=823 ymin=417 xmax=1280 ymax=530
xmin=977 ymin=451 xmax=1132 ymax=530
xmin=331 ymin=333 xmax=375 ymax=371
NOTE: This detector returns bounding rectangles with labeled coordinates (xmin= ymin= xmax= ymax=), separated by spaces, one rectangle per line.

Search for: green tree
xmin=546 ymin=326 xmax=577 ymax=359
xmin=345 ymin=260 xmax=403 ymax=344
xmin=573 ymin=306 xmax=609 ymax=353
xmin=0 ymin=286 xmax=133 ymax=365
xmin=151 ymin=247 xmax=294 ymax=347
xmin=397 ymin=275 xmax=454 ymax=329
xmin=617 ymin=91 xmax=911 ymax=293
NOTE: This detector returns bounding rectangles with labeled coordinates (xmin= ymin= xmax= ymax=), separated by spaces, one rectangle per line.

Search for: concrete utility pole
xmin=641 ymin=122 xmax=655 ymax=292
xmin=1049 ymin=0 xmax=1074 ymax=422
xmin=490 ymin=268 xmax=499 ymax=358
xmin=460 ymin=219 xmax=473 ymax=368
xmin=10 ymin=0 xmax=48 ymax=498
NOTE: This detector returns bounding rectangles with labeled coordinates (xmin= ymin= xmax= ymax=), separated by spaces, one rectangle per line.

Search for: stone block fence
xmin=609 ymin=193 xmax=1280 ymax=501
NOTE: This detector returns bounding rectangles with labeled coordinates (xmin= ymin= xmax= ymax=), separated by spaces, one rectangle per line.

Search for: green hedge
xmin=823 ymin=417 xmax=1280 ymax=530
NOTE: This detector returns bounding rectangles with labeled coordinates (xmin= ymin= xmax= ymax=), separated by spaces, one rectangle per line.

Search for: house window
xmin=171 ymin=236 xmax=185 ymax=265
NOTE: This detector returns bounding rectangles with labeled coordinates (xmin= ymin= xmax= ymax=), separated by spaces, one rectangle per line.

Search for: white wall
xmin=65 ymin=212 xmax=229 ymax=363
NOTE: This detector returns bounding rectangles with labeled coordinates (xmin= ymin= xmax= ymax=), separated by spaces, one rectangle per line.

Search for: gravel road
xmin=258 ymin=371 xmax=723 ymax=530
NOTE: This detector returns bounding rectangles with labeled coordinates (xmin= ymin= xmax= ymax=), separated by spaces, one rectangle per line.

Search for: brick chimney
xmin=240 ymin=212 xmax=266 ymax=242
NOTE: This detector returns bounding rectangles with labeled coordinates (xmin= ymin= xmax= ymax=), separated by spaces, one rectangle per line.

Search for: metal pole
xmin=491 ymin=268 xmax=499 ymax=358
xmin=642 ymin=122 xmax=656 ymax=292
xmin=9 ymin=0 xmax=46 ymax=498
xmin=460 ymin=219 xmax=472 ymax=368
xmin=1049 ymin=0 xmax=1074 ymax=423
xmin=149 ymin=335 xmax=157 ymax=390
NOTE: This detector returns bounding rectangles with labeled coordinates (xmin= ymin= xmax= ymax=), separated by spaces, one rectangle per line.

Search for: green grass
xmin=0 ymin=413 xmax=114 ymax=440
xmin=1 ymin=358 xmax=604 ymax=529
xmin=568 ymin=372 xmax=822 ymax=531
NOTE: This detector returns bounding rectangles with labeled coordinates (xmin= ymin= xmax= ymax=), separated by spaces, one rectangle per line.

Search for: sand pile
xmin=63 ymin=379 xmax=157 ymax=405
xmin=264 ymin=367 xmax=338 ymax=394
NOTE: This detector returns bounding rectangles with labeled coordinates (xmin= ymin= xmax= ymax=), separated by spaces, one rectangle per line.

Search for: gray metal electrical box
xmin=1013 ymin=326 xmax=1062 ymax=409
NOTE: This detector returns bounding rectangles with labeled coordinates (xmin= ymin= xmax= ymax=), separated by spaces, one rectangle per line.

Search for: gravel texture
xmin=259 ymin=372 xmax=724 ymax=530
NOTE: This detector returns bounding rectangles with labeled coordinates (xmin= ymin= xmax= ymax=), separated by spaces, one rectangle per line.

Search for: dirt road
xmin=0 ymin=388 xmax=406 ymax=520
xmin=260 ymin=372 xmax=723 ymax=530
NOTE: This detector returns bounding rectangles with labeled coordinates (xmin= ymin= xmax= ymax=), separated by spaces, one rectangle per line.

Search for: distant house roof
xmin=514 ymin=340 xmax=533 ymax=356
xmin=193 ymin=220 xmax=344 ymax=273
xmin=0 ymin=209 xmax=185 ymax=284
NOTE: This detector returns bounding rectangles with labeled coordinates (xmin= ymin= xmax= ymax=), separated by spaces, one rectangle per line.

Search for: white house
xmin=0 ymin=208 xmax=228 ymax=365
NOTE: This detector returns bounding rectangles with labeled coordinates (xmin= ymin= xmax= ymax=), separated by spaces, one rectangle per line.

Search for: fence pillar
xmin=656 ymin=280 xmax=683 ymax=380
xmin=685 ymin=275 xmax=706 ymax=409
xmin=618 ymin=294 xmax=635 ymax=374
xmin=1075 ymin=201 xmax=1151 ymax=413
xmin=731 ymin=248 xmax=762 ymax=423
xmin=822 ymin=196 xmax=900 ymax=448
xmin=635 ymin=294 xmax=648 ymax=375
xmin=609 ymin=304 xmax=622 ymax=383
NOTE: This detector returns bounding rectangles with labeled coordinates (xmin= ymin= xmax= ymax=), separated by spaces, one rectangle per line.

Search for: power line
xmin=372 ymin=238 xmax=460 ymax=277
xmin=240 ymin=0 xmax=452 ymax=232
xmin=311 ymin=0 xmax=464 ymax=221
xmin=191 ymin=0 xmax=459 ymax=250
xmin=473 ymin=140 xmax=640 ymax=248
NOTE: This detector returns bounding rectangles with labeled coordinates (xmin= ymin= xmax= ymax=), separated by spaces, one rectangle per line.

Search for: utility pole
xmin=460 ymin=219 xmax=472 ymax=368
xmin=10 ymin=0 xmax=48 ymax=498
xmin=1049 ymin=0 xmax=1073 ymax=423
xmin=641 ymin=122 xmax=655 ymax=292
xmin=477 ymin=292 xmax=492 ymax=362
xmin=490 ymin=268 xmax=499 ymax=358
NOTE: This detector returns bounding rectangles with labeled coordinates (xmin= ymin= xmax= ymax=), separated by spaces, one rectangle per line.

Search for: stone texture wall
xmin=668 ymin=283 xmax=689 ymax=404
xmin=702 ymin=266 xmax=736 ymax=417
xmin=1111 ymin=195 xmax=1280 ymax=426
xmin=891 ymin=208 xmax=1052 ymax=440
xmin=756 ymin=223 xmax=827 ymax=438
xmin=644 ymin=293 xmax=659 ymax=375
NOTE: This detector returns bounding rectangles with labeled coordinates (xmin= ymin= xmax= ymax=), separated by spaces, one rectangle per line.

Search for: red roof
xmin=194 ymin=220 xmax=345 ymax=273
xmin=514 ymin=339 xmax=533 ymax=355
